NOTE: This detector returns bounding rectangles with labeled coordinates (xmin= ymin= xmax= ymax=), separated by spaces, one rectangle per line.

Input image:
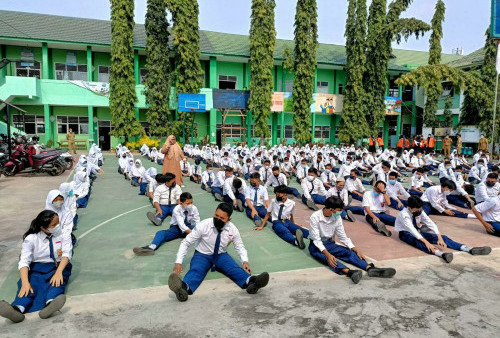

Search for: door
xmin=98 ymin=121 xmax=112 ymax=151
xmin=216 ymin=129 xmax=222 ymax=148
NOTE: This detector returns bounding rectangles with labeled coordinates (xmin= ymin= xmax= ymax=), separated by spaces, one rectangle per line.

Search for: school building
xmin=0 ymin=10 xmax=466 ymax=150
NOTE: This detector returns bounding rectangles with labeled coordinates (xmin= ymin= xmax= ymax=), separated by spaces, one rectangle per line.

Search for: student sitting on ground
xmin=320 ymin=163 xmax=336 ymax=190
xmin=308 ymin=196 xmax=396 ymax=284
xmin=212 ymin=166 xmax=234 ymax=202
xmin=296 ymin=158 xmax=308 ymax=183
xmin=180 ymin=158 xmax=191 ymax=178
xmin=146 ymin=173 xmax=183 ymax=226
xmin=259 ymin=159 xmax=273 ymax=185
xmin=242 ymin=158 xmax=255 ymax=180
xmin=396 ymin=196 xmax=491 ymax=263
xmin=201 ymin=163 xmax=215 ymax=192
xmin=472 ymin=195 xmax=500 ymax=237
xmin=58 ymin=182 xmax=78 ymax=230
xmin=386 ymin=171 xmax=410 ymax=211
xmin=129 ymin=159 xmax=145 ymax=187
xmin=265 ymin=166 xmax=301 ymax=197
xmin=147 ymin=173 xmax=161 ymax=203
xmin=325 ymin=177 xmax=363 ymax=222
xmin=468 ymin=159 xmax=487 ymax=184
xmin=0 ymin=210 xmax=72 ymax=323
xmin=475 ymin=173 xmax=499 ymax=204
xmin=73 ymin=169 xmax=90 ymax=209
xmin=244 ymin=172 xmax=270 ymax=227
xmin=301 ymin=168 xmax=327 ymax=211
xmin=134 ymin=192 xmax=200 ymax=256
xmin=253 ymin=185 xmax=309 ymax=249
xmin=223 ymin=177 xmax=247 ymax=212
xmin=140 ymin=167 xmax=157 ymax=196
xmin=345 ymin=169 xmax=366 ymax=202
xmin=408 ymin=167 xmax=426 ymax=196
xmin=168 ymin=203 xmax=269 ymax=302
xmin=190 ymin=159 xmax=203 ymax=184
xmin=362 ymin=180 xmax=396 ymax=237
xmin=421 ymin=179 xmax=476 ymax=219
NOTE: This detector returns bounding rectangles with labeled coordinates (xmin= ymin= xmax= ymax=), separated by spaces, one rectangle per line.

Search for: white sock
xmin=434 ymin=250 xmax=443 ymax=257
xmin=460 ymin=245 xmax=471 ymax=252
xmin=46 ymin=299 xmax=53 ymax=304
xmin=149 ymin=244 xmax=157 ymax=250
xmin=16 ymin=305 xmax=25 ymax=313
xmin=467 ymin=214 xmax=477 ymax=219
xmin=294 ymin=239 xmax=299 ymax=246
xmin=246 ymin=276 xmax=251 ymax=285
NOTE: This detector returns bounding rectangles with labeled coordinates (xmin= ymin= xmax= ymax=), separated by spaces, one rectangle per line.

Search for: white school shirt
xmin=211 ymin=171 xmax=228 ymax=188
xmin=180 ymin=161 xmax=191 ymax=173
xmin=267 ymin=198 xmax=295 ymax=222
xmin=223 ymin=176 xmax=247 ymax=200
xmin=244 ymin=185 xmax=269 ymax=207
xmin=153 ymin=184 xmax=182 ymax=205
xmin=386 ymin=181 xmax=410 ymax=200
xmin=296 ymin=166 xmax=308 ymax=180
xmin=148 ymin=179 xmax=159 ymax=193
xmin=394 ymin=208 xmax=439 ymax=240
xmin=242 ymin=163 xmax=255 ymax=175
xmin=469 ymin=165 xmax=487 ymax=181
xmin=409 ymin=174 xmax=425 ymax=190
xmin=421 ymin=186 xmax=453 ymax=213
xmin=320 ymin=171 xmax=336 ymax=184
xmin=171 ymin=205 xmax=201 ymax=232
xmin=175 ymin=218 xmax=248 ymax=264
xmin=259 ymin=166 xmax=273 ymax=182
xmin=450 ymin=172 xmax=467 ymax=196
xmin=438 ymin=164 xmax=454 ymax=180
xmin=189 ymin=164 xmax=202 ymax=176
xmin=281 ymin=161 xmax=294 ymax=173
xmin=346 ymin=177 xmax=365 ymax=193
xmin=308 ymin=210 xmax=354 ymax=252
xmin=362 ymin=191 xmax=387 ymax=214
xmin=301 ymin=178 xmax=327 ymax=199
xmin=18 ymin=231 xmax=73 ymax=270
xmin=201 ymin=170 xmax=215 ymax=185
xmin=372 ymin=164 xmax=389 ymax=182
xmin=325 ymin=186 xmax=349 ymax=206
xmin=474 ymin=196 xmax=500 ymax=222
xmin=220 ymin=157 xmax=234 ymax=168
xmin=265 ymin=173 xmax=288 ymax=188
xmin=338 ymin=162 xmax=355 ymax=178
xmin=475 ymin=181 xmax=500 ymax=204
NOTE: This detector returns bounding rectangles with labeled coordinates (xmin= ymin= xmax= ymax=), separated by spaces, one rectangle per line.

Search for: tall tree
xmin=339 ymin=0 xmax=368 ymax=143
xmin=292 ymin=0 xmax=318 ymax=144
xmin=363 ymin=0 xmax=430 ymax=133
xmin=109 ymin=0 xmax=143 ymax=141
xmin=167 ymin=0 xmax=204 ymax=143
xmin=144 ymin=0 xmax=172 ymax=136
xmin=249 ymin=0 xmax=276 ymax=145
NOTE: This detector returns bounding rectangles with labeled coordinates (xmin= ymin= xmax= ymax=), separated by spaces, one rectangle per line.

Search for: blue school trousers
xmin=183 ymin=251 xmax=250 ymax=294
xmin=286 ymin=187 xmax=300 ymax=197
xmin=422 ymin=202 xmax=468 ymax=218
xmin=157 ymin=204 xmax=177 ymax=221
xmin=76 ymin=195 xmax=89 ymax=208
xmin=349 ymin=192 xmax=364 ymax=202
xmin=211 ymin=186 xmax=223 ymax=196
xmin=389 ymin=198 xmax=408 ymax=211
xmin=365 ymin=212 xmax=396 ymax=230
xmin=151 ymin=223 xmax=194 ymax=248
xmin=446 ymin=195 xmax=470 ymax=209
xmin=409 ymin=189 xmax=423 ymax=196
xmin=139 ymin=182 xmax=148 ymax=195
xmin=272 ymin=220 xmax=309 ymax=245
xmin=245 ymin=205 xmax=267 ymax=221
xmin=341 ymin=206 xmax=364 ymax=219
xmin=201 ymin=181 xmax=213 ymax=191
xmin=308 ymin=241 xmax=368 ymax=275
xmin=301 ymin=194 xmax=326 ymax=205
xmin=487 ymin=222 xmax=500 ymax=236
xmin=12 ymin=262 xmax=72 ymax=313
xmin=398 ymin=231 xmax=463 ymax=253
xmin=224 ymin=193 xmax=246 ymax=206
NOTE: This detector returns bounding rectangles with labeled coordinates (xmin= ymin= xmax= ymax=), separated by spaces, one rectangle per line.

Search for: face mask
xmin=82 ymin=163 xmax=88 ymax=167
xmin=213 ymin=217 xmax=226 ymax=231
xmin=486 ymin=181 xmax=496 ymax=187
xmin=443 ymin=190 xmax=451 ymax=196
xmin=324 ymin=169 xmax=330 ymax=174
xmin=388 ymin=180 xmax=397 ymax=185
xmin=68 ymin=190 xmax=74 ymax=197
xmin=445 ymin=166 xmax=451 ymax=170
xmin=170 ymin=182 xmax=176 ymax=188
xmin=250 ymin=182 xmax=257 ymax=187
xmin=208 ymin=170 xmax=213 ymax=174
xmin=307 ymin=176 xmax=315 ymax=182
xmin=48 ymin=224 xmax=61 ymax=237
xmin=373 ymin=191 xmax=380 ymax=197
xmin=412 ymin=210 xmax=422 ymax=217
xmin=276 ymin=196 xmax=283 ymax=202
xmin=53 ymin=200 xmax=63 ymax=209
xmin=349 ymin=175 xmax=355 ymax=180
xmin=337 ymin=186 xmax=343 ymax=192
xmin=183 ymin=205 xmax=192 ymax=211
xmin=135 ymin=163 xmax=141 ymax=168
xmin=302 ymin=164 xmax=307 ymax=169
xmin=477 ymin=164 xmax=483 ymax=169
xmin=332 ymin=211 xmax=342 ymax=218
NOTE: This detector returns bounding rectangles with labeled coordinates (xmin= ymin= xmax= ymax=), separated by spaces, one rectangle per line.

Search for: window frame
xmin=54 ymin=62 xmax=88 ymax=81
xmin=316 ymin=81 xmax=329 ymax=94
xmin=12 ymin=115 xmax=45 ymax=135
xmin=98 ymin=65 xmax=111 ymax=83
xmin=57 ymin=115 xmax=89 ymax=135
xmin=218 ymin=75 xmax=237 ymax=90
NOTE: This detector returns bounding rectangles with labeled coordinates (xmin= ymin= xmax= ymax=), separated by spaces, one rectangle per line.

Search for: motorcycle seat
xmin=32 ymin=152 xmax=58 ymax=160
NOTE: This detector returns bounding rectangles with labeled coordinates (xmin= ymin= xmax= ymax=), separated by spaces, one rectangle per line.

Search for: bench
xmin=58 ymin=139 xmax=88 ymax=150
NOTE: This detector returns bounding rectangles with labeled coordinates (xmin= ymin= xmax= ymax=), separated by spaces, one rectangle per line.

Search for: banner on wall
xmin=212 ymin=89 xmax=250 ymax=109
xmin=68 ymin=80 xmax=110 ymax=96
xmin=314 ymin=93 xmax=343 ymax=113
xmin=384 ymin=96 xmax=402 ymax=115
xmin=271 ymin=92 xmax=284 ymax=112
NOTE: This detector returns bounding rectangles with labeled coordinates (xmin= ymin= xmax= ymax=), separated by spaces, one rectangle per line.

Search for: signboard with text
xmin=492 ymin=0 xmax=500 ymax=38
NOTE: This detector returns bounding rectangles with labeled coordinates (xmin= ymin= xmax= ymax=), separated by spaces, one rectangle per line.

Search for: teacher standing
xmin=161 ymin=135 xmax=184 ymax=186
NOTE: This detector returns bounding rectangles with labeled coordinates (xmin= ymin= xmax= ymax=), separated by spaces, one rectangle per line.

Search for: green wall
xmin=217 ymin=61 xmax=245 ymax=90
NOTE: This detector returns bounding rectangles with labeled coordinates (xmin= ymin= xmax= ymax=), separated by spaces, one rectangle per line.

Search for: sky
xmin=0 ymin=0 xmax=491 ymax=54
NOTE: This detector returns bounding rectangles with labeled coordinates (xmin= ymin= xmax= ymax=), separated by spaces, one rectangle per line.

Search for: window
xmin=139 ymin=68 xmax=148 ymax=84
xmin=55 ymin=63 xmax=87 ymax=81
xmin=218 ymin=75 xmax=237 ymax=90
xmin=388 ymin=77 xmax=399 ymax=97
xmin=15 ymin=61 xmax=41 ymax=78
xmin=284 ymin=125 xmax=294 ymax=138
xmin=314 ymin=126 xmax=330 ymax=139
xmin=57 ymin=116 xmax=89 ymax=134
xmin=140 ymin=121 xmax=150 ymax=135
xmin=337 ymin=83 xmax=344 ymax=95
xmin=285 ymin=80 xmax=294 ymax=92
xmin=217 ymin=124 xmax=246 ymax=138
xmin=316 ymin=81 xmax=329 ymax=94
xmin=441 ymin=81 xmax=454 ymax=98
xmin=250 ymin=124 xmax=272 ymax=137
xmin=13 ymin=115 xmax=45 ymax=134
xmin=98 ymin=66 xmax=111 ymax=82
xmin=402 ymin=85 xmax=413 ymax=101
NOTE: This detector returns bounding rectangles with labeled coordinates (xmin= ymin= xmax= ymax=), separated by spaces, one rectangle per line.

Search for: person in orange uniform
xmin=368 ymin=135 xmax=376 ymax=153
xmin=377 ymin=135 xmax=385 ymax=151
xmin=404 ymin=137 xmax=410 ymax=150
xmin=396 ymin=135 xmax=405 ymax=155
xmin=426 ymin=134 xmax=435 ymax=154
xmin=442 ymin=134 xmax=452 ymax=157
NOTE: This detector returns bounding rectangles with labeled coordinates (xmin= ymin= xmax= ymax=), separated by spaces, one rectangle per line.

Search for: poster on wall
xmin=271 ymin=92 xmax=284 ymax=112
xmin=384 ymin=96 xmax=402 ymax=115
xmin=212 ymin=89 xmax=250 ymax=109
xmin=68 ymin=80 xmax=110 ymax=96
xmin=21 ymin=48 xmax=34 ymax=67
xmin=314 ymin=93 xmax=343 ymax=113
xmin=456 ymin=126 xmax=481 ymax=143
xmin=66 ymin=52 xmax=77 ymax=66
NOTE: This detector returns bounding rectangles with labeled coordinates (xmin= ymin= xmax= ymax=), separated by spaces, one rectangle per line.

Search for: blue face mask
xmin=68 ymin=190 xmax=74 ymax=197
xmin=373 ymin=191 xmax=380 ymax=197
xmin=208 ymin=170 xmax=213 ymax=174
xmin=333 ymin=211 xmax=342 ymax=218
xmin=477 ymin=164 xmax=483 ymax=169
xmin=388 ymin=180 xmax=396 ymax=185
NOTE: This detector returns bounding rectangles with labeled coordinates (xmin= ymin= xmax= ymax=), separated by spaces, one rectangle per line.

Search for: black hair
xmin=250 ymin=172 xmax=261 ymax=180
xmin=23 ymin=210 xmax=57 ymax=240
xmin=487 ymin=172 xmax=498 ymax=179
xmin=272 ymin=166 xmax=280 ymax=172
xmin=216 ymin=203 xmax=233 ymax=217
xmin=246 ymin=158 xmax=252 ymax=163
xmin=441 ymin=179 xmax=456 ymax=190
xmin=463 ymin=184 xmax=475 ymax=195
xmin=455 ymin=165 xmax=463 ymax=170
xmin=156 ymin=174 xmax=168 ymax=184
xmin=325 ymin=163 xmax=332 ymax=168
xmin=382 ymin=161 xmax=391 ymax=168
xmin=180 ymin=192 xmax=193 ymax=203
xmin=375 ymin=180 xmax=386 ymax=187
xmin=274 ymin=184 xmax=288 ymax=194
xmin=224 ymin=152 xmax=229 ymax=156
xmin=389 ymin=171 xmax=398 ymax=178
xmin=301 ymin=158 xmax=307 ymax=162
xmin=233 ymin=178 xmax=242 ymax=190
xmin=284 ymin=157 xmax=290 ymax=161
xmin=416 ymin=167 xmax=425 ymax=173
xmin=478 ymin=159 xmax=484 ymax=163
xmin=195 ymin=159 xmax=201 ymax=165
xmin=444 ymin=160 xmax=451 ymax=165
xmin=308 ymin=167 xmax=318 ymax=175
xmin=206 ymin=163 xmax=213 ymax=168
xmin=224 ymin=166 xmax=234 ymax=172
xmin=272 ymin=155 xmax=278 ymax=160
xmin=350 ymin=169 xmax=357 ymax=174
xmin=407 ymin=196 xmax=423 ymax=209
xmin=164 ymin=173 xmax=176 ymax=182
xmin=325 ymin=196 xmax=344 ymax=210
xmin=492 ymin=165 xmax=499 ymax=172
xmin=264 ymin=159 xmax=271 ymax=164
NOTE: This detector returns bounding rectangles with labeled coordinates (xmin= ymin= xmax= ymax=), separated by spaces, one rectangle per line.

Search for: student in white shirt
xmin=219 ymin=152 xmax=234 ymax=168
xmin=0 ymin=210 xmax=72 ymax=322
xmin=362 ymin=181 xmax=396 ymax=237
xmin=301 ymin=168 xmax=327 ymax=210
xmin=438 ymin=160 xmax=454 ymax=182
xmin=320 ymin=163 xmax=337 ymax=190
xmin=421 ymin=179 xmax=474 ymax=219
xmin=147 ymin=173 xmax=183 ymax=226
xmin=223 ymin=177 xmax=247 ymax=212
xmin=346 ymin=169 xmax=366 ymax=202
xmin=308 ymin=196 xmax=396 ymax=284
xmin=140 ymin=167 xmax=157 ymax=196
xmin=201 ymin=163 xmax=215 ymax=192
xmin=168 ymin=203 xmax=269 ymax=302
xmin=386 ymin=171 xmax=410 ymax=211
xmin=446 ymin=165 xmax=475 ymax=209
xmin=265 ymin=166 xmax=301 ymax=197
xmin=468 ymin=159 xmax=487 ymax=184
xmin=409 ymin=167 xmax=426 ymax=196
xmin=259 ymin=159 xmax=273 ymax=184
xmin=338 ymin=155 xmax=356 ymax=179
xmin=212 ymin=166 xmax=234 ymax=201
xmin=295 ymin=158 xmax=309 ymax=183
xmin=396 ymin=196 xmax=491 ymax=263
xmin=244 ymin=172 xmax=270 ymax=226
xmin=134 ymin=193 xmax=200 ymax=255
xmin=189 ymin=159 xmax=203 ymax=184
xmin=281 ymin=157 xmax=295 ymax=178
xmin=475 ymin=173 xmax=499 ymax=204
xmin=242 ymin=158 xmax=255 ymax=180
xmin=129 ymin=159 xmax=146 ymax=187
xmin=180 ymin=158 xmax=191 ymax=178
xmin=325 ymin=177 xmax=363 ymax=222
xmin=472 ymin=195 xmax=500 ymax=236
xmin=253 ymin=185 xmax=309 ymax=249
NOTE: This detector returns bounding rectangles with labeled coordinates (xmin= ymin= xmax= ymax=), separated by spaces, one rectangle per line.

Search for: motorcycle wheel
xmin=65 ymin=158 xmax=74 ymax=170
xmin=3 ymin=165 xmax=17 ymax=176
xmin=48 ymin=162 xmax=65 ymax=176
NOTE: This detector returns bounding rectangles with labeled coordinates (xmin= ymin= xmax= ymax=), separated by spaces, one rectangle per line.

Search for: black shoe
xmin=133 ymin=246 xmax=155 ymax=256
xmin=147 ymin=212 xmax=162 ymax=226
xmin=375 ymin=221 xmax=392 ymax=237
xmin=347 ymin=270 xmax=363 ymax=284
xmin=469 ymin=246 xmax=492 ymax=256
xmin=131 ymin=181 xmax=139 ymax=187
xmin=306 ymin=199 xmax=319 ymax=211
xmin=236 ymin=199 xmax=244 ymax=212
xmin=346 ymin=210 xmax=355 ymax=222
xmin=214 ymin=193 xmax=223 ymax=202
xmin=367 ymin=267 xmax=396 ymax=278
xmin=295 ymin=229 xmax=305 ymax=249
xmin=254 ymin=219 xmax=263 ymax=227
xmin=0 ymin=300 xmax=25 ymax=323
xmin=442 ymin=252 xmax=454 ymax=263
xmin=206 ymin=187 xmax=212 ymax=193
xmin=39 ymin=294 xmax=66 ymax=319
xmin=246 ymin=272 xmax=269 ymax=294
xmin=168 ymin=273 xmax=189 ymax=302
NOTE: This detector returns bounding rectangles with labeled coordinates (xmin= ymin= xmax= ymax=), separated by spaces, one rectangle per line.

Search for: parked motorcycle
xmin=2 ymin=143 xmax=66 ymax=176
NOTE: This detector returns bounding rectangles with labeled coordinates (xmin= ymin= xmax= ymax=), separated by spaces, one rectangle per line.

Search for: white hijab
xmin=45 ymin=189 xmax=73 ymax=235
xmin=130 ymin=159 xmax=145 ymax=178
